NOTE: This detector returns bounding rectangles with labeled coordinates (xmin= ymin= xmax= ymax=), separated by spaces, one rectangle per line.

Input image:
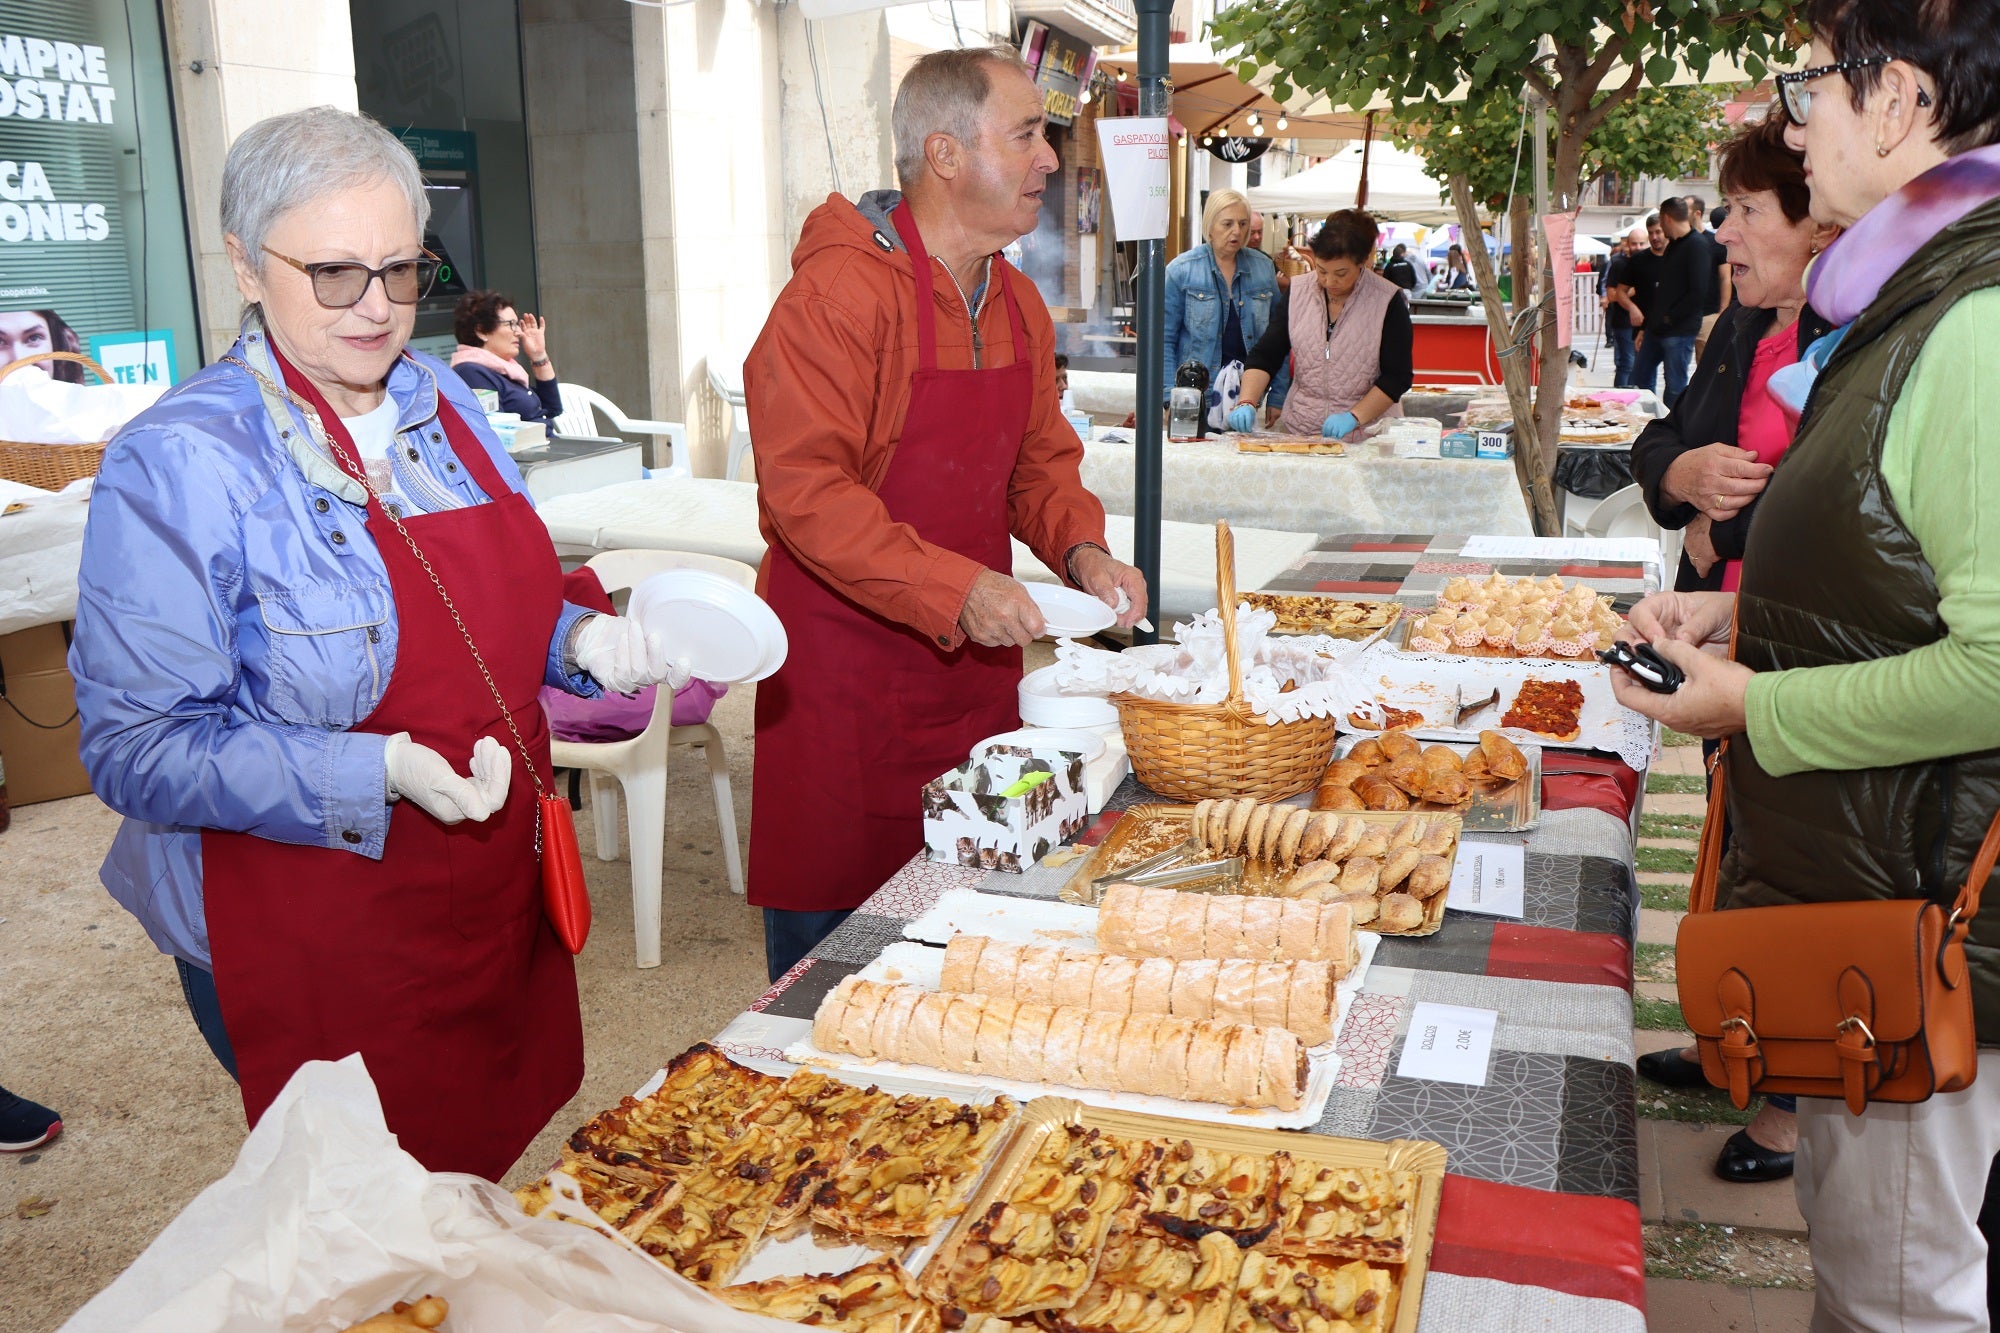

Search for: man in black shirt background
xmin=1629 ymin=196 xmax=1705 ymax=407
xmin=1687 ymin=194 xmax=1733 ymax=357
xmin=1600 ymin=225 xmax=1651 ymax=388
xmin=1382 ymin=243 xmax=1421 ymax=292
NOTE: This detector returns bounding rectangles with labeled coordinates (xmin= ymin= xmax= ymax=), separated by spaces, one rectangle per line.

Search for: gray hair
xmin=221 ymin=107 xmax=429 ymax=260
xmin=893 ymin=46 xmax=1029 ymax=189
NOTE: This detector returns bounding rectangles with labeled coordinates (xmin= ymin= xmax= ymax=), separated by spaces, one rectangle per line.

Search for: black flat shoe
xmin=1636 ymin=1047 xmax=1712 ymax=1089
xmin=1714 ymin=1129 xmax=1795 ymax=1183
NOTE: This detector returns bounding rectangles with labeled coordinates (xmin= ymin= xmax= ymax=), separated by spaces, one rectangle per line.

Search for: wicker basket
xmin=0 ymin=350 xmax=118 ymax=490
xmin=1112 ymin=520 xmax=1339 ymax=800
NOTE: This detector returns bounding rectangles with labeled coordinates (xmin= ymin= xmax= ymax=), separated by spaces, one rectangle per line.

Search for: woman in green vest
xmin=1611 ymin=1 xmax=2000 ymax=1325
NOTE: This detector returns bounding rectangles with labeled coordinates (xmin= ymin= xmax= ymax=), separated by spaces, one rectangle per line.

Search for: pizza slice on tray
xmin=1268 ymin=1162 xmax=1421 ymax=1263
xmin=1227 ymin=1251 xmax=1399 ymax=1333
xmin=513 ymin=1157 xmax=681 ymax=1237
xmin=1500 ymin=678 xmax=1585 ymax=743
xmin=562 ymin=1042 xmax=787 ymax=1181
xmin=718 ymin=1258 xmax=942 ymax=1333
xmin=626 ymin=1127 xmax=800 ymax=1286
xmin=810 ymin=1092 xmax=1020 ymax=1240
xmin=1141 ymin=1140 xmax=1292 ymax=1245
xmin=923 ymin=1124 xmax=1160 ymax=1319
xmin=1056 ymin=1229 xmax=1245 ymax=1333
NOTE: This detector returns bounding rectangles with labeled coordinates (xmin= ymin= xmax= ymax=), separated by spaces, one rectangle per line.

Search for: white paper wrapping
xmin=1051 ymin=603 xmax=1379 ymax=726
xmin=0 ymin=372 xmax=161 ymax=444
xmin=61 ymin=1055 xmax=798 ymax=1333
xmin=0 ymin=476 xmax=89 ymax=635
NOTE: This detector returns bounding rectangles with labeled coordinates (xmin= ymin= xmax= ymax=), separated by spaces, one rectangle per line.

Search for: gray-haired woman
xmin=70 ymin=107 xmax=683 ymax=1179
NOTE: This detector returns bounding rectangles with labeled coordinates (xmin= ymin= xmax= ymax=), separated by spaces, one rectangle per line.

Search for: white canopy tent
xmin=1243 ymin=142 xmax=1454 ymax=225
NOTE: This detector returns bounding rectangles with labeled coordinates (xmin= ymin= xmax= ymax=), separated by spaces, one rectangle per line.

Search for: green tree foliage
xmin=1390 ymin=84 xmax=1730 ymax=214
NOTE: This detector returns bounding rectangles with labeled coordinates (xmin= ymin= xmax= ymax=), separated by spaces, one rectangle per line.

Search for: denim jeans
xmin=763 ymin=907 xmax=854 ymax=982
xmin=1632 ymin=333 xmax=1696 ymax=408
xmin=1607 ymin=326 xmax=1638 ymax=388
xmin=175 ymin=957 xmax=238 ymax=1080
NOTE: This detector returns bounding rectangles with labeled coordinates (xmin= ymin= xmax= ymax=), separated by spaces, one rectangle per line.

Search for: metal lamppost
xmin=1130 ymin=0 xmax=1172 ymax=645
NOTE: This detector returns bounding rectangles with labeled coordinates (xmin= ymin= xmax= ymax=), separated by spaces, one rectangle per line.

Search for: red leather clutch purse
xmin=539 ymin=793 xmax=591 ymax=954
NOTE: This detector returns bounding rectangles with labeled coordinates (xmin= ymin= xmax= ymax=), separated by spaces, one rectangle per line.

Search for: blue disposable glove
xmin=1322 ymin=411 xmax=1360 ymax=439
xmin=1226 ymin=403 xmax=1259 ymax=433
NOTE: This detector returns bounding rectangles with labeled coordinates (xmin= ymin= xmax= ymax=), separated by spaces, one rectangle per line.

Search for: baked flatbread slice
xmin=560 ymin=1042 xmax=785 ymax=1182
xmin=1055 ymin=1230 xmax=1243 ymax=1333
xmin=1226 ymin=1252 xmax=1398 ymax=1333
xmin=809 ymin=1093 xmax=1019 ymax=1239
xmin=718 ymin=1258 xmax=940 ymax=1333
xmin=1269 ymin=1162 xmax=1422 ymax=1263
xmin=1143 ymin=1139 xmax=1290 ymax=1243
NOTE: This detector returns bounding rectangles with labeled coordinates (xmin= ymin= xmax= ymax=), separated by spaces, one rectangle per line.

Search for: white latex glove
xmin=384 ymin=732 xmax=510 ymax=824
xmin=573 ymin=613 xmax=691 ymax=694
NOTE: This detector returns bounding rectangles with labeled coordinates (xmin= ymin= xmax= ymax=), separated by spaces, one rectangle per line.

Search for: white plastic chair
xmin=1581 ymin=481 xmax=1683 ymax=575
xmin=550 ymin=549 xmax=753 ymax=968
xmin=553 ymin=383 xmax=693 ymax=479
xmin=706 ymin=363 xmax=752 ymax=481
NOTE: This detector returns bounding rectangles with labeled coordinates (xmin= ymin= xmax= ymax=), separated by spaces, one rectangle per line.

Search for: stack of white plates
xmin=628 ymin=569 xmax=788 ymax=685
xmin=1019 ymin=663 xmax=1118 ymax=729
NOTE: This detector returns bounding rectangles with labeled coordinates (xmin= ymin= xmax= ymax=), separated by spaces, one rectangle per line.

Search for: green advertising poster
xmin=0 ymin=0 xmax=198 ymax=387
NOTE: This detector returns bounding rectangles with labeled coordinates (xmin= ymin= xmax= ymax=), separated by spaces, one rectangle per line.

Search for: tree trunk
xmin=1447 ymin=172 xmax=1559 ymax=535
xmin=1523 ymin=103 xmax=1593 ymax=535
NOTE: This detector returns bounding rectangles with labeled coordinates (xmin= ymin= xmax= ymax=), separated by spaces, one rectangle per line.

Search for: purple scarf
xmin=1770 ymin=144 xmax=2000 ymax=418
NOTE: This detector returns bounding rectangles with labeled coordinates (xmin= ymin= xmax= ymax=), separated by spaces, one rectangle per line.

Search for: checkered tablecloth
xmin=1260 ymin=532 xmax=1661 ymax=613
xmin=713 ymin=806 xmax=1648 ymax=1330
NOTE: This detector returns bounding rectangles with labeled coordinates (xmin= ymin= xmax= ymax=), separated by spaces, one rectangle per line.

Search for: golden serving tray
xmin=1329 ymin=735 xmax=1543 ymax=834
xmin=925 ymin=1096 xmax=1447 ymax=1333
xmin=1061 ymin=803 xmax=1461 ymax=937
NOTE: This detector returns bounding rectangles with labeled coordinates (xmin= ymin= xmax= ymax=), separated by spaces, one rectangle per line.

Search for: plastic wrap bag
xmin=0 ymin=371 xmax=162 ymax=444
xmin=61 ymin=1056 xmax=796 ymax=1333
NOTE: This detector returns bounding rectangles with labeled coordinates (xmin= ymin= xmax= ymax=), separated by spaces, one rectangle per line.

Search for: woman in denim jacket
xmin=1162 ymin=188 xmax=1289 ymax=427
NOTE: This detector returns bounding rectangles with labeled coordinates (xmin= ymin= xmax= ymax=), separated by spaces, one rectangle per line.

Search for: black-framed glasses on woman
xmin=261 ymin=246 xmax=441 ymax=308
xmin=1777 ymin=55 xmax=1931 ymax=126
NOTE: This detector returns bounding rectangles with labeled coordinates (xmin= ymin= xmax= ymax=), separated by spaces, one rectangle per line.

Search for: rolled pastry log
xmin=940 ymin=935 xmax=985 ymax=994
xmin=1096 ymin=886 xmax=1354 ymax=978
xmin=817 ymin=981 xmax=1308 ymax=1110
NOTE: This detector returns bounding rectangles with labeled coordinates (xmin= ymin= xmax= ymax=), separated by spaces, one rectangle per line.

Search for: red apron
xmin=748 ymin=203 xmax=1030 ymax=910
xmin=202 ymin=357 xmax=583 ymax=1179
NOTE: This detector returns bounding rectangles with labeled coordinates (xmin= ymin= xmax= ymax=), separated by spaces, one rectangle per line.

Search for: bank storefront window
xmin=0 ymin=0 xmax=199 ymax=387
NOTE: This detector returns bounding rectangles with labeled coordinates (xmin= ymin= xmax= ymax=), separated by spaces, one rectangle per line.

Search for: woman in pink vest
xmin=1228 ymin=209 xmax=1414 ymax=441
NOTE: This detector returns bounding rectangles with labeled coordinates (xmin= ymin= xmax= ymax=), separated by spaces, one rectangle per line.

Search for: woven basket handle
xmin=1214 ymin=520 xmax=1243 ymax=705
xmin=0 ymin=351 xmax=115 ymax=387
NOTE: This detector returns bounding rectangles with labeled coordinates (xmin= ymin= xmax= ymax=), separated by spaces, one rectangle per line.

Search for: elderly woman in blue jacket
xmin=1162 ymin=188 xmax=1289 ymax=427
xmin=69 ymin=107 xmax=685 ymax=1181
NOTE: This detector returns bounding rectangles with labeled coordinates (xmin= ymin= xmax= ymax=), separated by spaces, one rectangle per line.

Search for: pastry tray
xmin=1352 ymin=650 xmax=1630 ymax=752
xmin=1060 ymin=803 xmax=1461 ymax=936
xmin=1242 ymin=591 xmax=1403 ymax=638
xmin=926 ymin=1095 xmax=1447 ymax=1333
xmin=1330 ymin=734 xmax=1542 ymax=834
xmin=1397 ymin=615 xmax=1607 ymax=662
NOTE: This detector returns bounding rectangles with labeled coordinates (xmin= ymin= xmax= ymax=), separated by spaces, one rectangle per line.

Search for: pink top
xmin=1720 ymin=323 xmax=1803 ymax=592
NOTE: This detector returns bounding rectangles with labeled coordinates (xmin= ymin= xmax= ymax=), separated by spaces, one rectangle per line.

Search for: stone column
xmin=775 ymin=8 xmax=891 ymax=258
xmin=163 ymin=0 xmax=360 ymax=359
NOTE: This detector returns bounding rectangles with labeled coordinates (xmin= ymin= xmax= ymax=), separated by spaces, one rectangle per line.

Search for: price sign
xmin=1395 ymin=1003 xmax=1499 ymax=1086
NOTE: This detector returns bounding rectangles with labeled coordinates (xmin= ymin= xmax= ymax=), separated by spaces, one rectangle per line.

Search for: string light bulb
xmin=1117 ymin=69 xmax=1127 ymax=82
xmin=1277 ymin=115 xmax=1289 ymax=131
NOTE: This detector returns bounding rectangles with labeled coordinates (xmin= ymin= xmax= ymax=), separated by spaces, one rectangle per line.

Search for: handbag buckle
xmin=1720 ymin=1016 xmax=1758 ymax=1043
xmin=1836 ymin=1015 xmax=1876 ymax=1047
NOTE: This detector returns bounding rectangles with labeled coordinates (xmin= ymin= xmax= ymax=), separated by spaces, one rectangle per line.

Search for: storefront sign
xmin=1094 ymin=117 xmax=1171 ymax=241
xmin=0 ymin=6 xmax=192 ymax=386
xmin=1020 ymin=21 xmax=1089 ymax=127
xmin=1206 ymin=137 xmax=1271 ymax=164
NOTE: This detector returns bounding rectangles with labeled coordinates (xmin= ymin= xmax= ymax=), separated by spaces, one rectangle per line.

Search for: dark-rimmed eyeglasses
xmin=1777 ymin=56 xmax=1931 ymax=127
xmin=262 ymin=245 xmax=441 ymax=308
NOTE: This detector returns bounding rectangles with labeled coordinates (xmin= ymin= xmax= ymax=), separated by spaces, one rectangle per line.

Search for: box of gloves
xmin=921 ymin=748 xmax=1088 ymax=872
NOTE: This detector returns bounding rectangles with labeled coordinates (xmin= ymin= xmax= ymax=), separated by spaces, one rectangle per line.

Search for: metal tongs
xmin=1095 ymin=839 xmax=1244 ymax=892
xmin=1454 ymin=687 xmax=1500 ymax=727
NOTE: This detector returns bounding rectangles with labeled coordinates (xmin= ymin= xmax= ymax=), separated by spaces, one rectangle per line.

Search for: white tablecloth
xmin=1080 ymin=435 xmax=1533 ymax=538
xmin=535 ymin=478 xmax=1318 ymax=625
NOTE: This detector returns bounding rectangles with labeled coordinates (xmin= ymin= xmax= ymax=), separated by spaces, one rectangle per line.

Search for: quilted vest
xmin=1724 ymin=199 xmax=2000 ymax=1043
xmin=1276 ymin=269 xmax=1405 ymax=439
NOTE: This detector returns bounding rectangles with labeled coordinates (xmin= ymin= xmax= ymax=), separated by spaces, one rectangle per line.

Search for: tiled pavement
xmin=1640 ymin=741 xmax=1813 ymax=1332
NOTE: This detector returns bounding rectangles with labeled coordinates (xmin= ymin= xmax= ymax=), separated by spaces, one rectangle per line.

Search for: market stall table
xmin=700 ymin=532 xmax=1658 ymax=1331
xmin=1080 ymin=434 xmax=1535 ymax=540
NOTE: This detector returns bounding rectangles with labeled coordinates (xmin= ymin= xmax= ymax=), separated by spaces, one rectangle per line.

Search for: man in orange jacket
xmin=745 ymin=45 xmax=1146 ymax=978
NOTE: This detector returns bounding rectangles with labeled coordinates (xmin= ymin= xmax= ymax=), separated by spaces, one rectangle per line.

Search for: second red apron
xmin=749 ymin=203 xmax=1034 ymax=911
xmin=203 ymin=357 xmax=583 ymax=1180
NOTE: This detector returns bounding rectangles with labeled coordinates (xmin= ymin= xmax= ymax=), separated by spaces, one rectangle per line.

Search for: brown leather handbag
xmin=1677 ymin=746 xmax=1992 ymax=1115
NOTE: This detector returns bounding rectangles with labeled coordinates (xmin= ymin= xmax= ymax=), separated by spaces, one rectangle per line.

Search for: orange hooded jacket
xmin=745 ymin=191 xmax=1107 ymax=650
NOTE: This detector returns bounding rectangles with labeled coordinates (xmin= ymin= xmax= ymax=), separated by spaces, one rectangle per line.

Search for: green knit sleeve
xmin=1746 ymin=288 xmax=2000 ymax=777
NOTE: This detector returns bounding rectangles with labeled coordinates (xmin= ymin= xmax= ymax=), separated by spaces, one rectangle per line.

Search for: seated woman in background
xmin=1228 ymin=209 xmax=1414 ymax=442
xmin=450 ymin=289 xmax=562 ymax=422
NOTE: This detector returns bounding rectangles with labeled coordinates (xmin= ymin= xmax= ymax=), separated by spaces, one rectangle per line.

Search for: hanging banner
xmin=1094 ymin=116 xmax=1171 ymax=242
xmin=0 ymin=6 xmax=192 ymax=386
xmin=1542 ymin=211 xmax=1577 ymax=349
